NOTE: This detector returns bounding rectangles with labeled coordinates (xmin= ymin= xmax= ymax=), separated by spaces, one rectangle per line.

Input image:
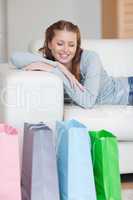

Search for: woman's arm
xmin=50 ymin=52 xmax=102 ymax=108
xmin=11 ymin=52 xmax=84 ymax=91
xmin=10 ymin=52 xmax=57 ymax=69
xmin=11 ymin=51 xmax=102 ymax=108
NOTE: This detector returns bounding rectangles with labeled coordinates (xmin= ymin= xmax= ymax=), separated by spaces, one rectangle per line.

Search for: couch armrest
xmin=0 ymin=66 xmax=64 ymax=128
xmin=0 ymin=66 xmax=64 ymax=164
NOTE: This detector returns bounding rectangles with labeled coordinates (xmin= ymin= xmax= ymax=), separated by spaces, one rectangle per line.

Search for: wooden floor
xmin=121 ymin=174 xmax=133 ymax=189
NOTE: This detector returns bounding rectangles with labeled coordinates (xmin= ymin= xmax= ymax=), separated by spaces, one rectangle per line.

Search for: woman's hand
xmin=57 ymin=62 xmax=85 ymax=91
xmin=24 ymin=61 xmax=85 ymax=91
xmin=24 ymin=62 xmax=53 ymax=72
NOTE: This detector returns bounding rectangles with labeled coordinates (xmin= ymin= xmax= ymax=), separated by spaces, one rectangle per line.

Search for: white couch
xmin=0 ymin=39 xmax=133 ymax=174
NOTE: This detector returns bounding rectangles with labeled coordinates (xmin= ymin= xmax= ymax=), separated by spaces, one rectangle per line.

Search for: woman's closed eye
xmin=69 ymin=44 xmax=75 ymax=47
xmin=57 ymin=42 xmax=63 ymax=46
xmin=57 ymin=42 xmax=75 ymax=47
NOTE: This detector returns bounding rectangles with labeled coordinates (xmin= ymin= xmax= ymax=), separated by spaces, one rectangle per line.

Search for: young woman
xmin=11 ymin=20 xmax=133 ymax=108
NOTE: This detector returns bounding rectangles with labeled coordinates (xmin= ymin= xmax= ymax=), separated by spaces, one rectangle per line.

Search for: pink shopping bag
xmin=0 ymin=124 xmax=21 ymax=200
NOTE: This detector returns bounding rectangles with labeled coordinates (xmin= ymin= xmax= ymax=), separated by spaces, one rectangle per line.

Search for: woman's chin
xmin=58 ymin=59 xmax=70 ymax=65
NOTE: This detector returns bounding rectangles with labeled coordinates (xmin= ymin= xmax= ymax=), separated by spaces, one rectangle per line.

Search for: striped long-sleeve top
xmin=10 ymin=50 xmax=129 ymax=108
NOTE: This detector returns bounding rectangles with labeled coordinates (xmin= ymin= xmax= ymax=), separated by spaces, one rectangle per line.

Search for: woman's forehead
xmin=53 ymin=30 xmax=77 ymax=41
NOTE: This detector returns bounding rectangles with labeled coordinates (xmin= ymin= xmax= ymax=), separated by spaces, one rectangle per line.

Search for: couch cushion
xmin=29 ymin=39 xmax=133 ymax=77
xmin=64 ymin=104 xmax=133 ymax=141
xmin=81 ymin=39 xmax=133 ymax=77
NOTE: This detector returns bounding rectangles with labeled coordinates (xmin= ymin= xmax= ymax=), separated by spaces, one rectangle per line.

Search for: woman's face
xmin=48 ymin=30 xmax=77 ymax=68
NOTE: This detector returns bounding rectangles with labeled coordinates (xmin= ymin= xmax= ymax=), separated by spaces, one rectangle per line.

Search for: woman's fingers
xmin=67 ymin=73 xmax=85 ymax=91
xmin=76 ymin=80 xmax=85 ymax=91
xmin=58 ymin=63 xmax=85 ymax=91
xmin=67 ymin=74 xmax=76 ymax=88
xmin=24 ymin=62 xmax=39 ymax=70
xmin=24 ymin=63 xmax=39 ymax=70
xmin=74 ymin=78 xmax=85 ymax=91
xmin=24 ymin=62 xmax=52 ymax=71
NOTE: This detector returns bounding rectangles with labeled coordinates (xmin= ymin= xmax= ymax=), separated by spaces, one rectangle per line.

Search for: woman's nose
xmin=63 ymin=45 xmax=69 ymax=52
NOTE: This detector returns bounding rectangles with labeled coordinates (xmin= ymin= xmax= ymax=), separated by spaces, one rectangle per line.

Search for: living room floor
xmin=121 ymin=174 xmax=133 ymax=200
xmin=121 ymin=174 xmax=133 ymax=189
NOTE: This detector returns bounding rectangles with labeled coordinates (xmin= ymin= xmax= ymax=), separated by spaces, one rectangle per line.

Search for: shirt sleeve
xmin=51 ymin=51 xmax=102 ymax=108
xmin=10 ymin=52 xmax=57 ymax=69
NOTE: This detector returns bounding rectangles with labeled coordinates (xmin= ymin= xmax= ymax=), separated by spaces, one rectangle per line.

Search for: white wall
xmin=73 ymin=0 xmax=101 ymax=38
xmin=0 ymin=0 xmax=7 ymax=62
xmin=7 ymin=0 xmax=101 ymax=58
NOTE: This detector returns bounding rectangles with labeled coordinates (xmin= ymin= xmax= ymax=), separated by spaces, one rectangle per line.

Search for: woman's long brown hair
xmin=39 ymin=20 xmax=83 ymax=81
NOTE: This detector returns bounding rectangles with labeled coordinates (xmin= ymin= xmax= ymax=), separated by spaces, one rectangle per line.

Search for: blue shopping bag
xmin=56 ymin=119 xmax=96 ymax=200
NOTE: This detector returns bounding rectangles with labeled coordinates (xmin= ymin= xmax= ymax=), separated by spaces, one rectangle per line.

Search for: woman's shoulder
xmin=81 ymin=49 xmax=100 ymax=61
xmin=80 ymin=49 xmax=100 ymax=69
xmin=80 ymin=49 xmax=103 ymax=75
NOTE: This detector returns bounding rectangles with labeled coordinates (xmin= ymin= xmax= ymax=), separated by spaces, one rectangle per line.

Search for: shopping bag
xmin=0 ymin=124 xmax=21 ymax=200
xmin=21 ymin=122 xmax=60 ymax=200
xmin=56 ymin=119 xmax=96 ymax=200
xmin=89 ymin=130 xmax=122 ymax=200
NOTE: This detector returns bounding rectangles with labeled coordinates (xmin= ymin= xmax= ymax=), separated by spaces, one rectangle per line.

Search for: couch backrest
xmin=29 ymin=39 xmax=133 ymax=77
